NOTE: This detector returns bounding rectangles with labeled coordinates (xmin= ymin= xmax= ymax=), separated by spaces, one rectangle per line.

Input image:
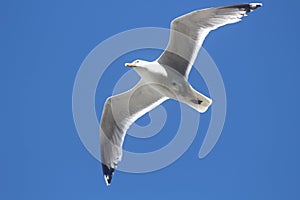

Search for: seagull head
xmin=125 ymin=59 xmax=167 ymax=77
xmin=125 ymin=59 xmax=147 ymax=68
xmin=125 ymin=59 xmax=153 ymax=76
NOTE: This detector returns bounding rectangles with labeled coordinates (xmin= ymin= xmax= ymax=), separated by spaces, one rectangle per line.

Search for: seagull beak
xmin=125 ymin=63 xmax=135 ymax=67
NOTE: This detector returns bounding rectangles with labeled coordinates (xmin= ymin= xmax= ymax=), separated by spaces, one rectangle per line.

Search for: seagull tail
xmin=187 ymin=88 xmax=212 ymax=113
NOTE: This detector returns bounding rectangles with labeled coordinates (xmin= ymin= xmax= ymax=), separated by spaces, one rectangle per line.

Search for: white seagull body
xmin=100 ymin=3 xmax=262 ymax=185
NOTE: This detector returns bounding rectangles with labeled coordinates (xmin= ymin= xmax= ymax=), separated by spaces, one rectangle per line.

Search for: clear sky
xmin=1 ymin=0 xmax=300 ymax=199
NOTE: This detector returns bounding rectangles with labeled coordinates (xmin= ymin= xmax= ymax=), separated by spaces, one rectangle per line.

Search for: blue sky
xmin=1 ymin=0 xmax=300 ymax=199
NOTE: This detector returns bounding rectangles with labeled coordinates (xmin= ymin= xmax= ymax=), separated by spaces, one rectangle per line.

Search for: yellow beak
xmin=125 ymin=63 xmax=135 ymax=67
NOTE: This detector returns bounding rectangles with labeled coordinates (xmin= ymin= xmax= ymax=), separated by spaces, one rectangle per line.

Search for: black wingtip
xmin=224 ymin=3 xmax=262 ymax=13
xmin=102 ymin=163 xmax=115 ymax=186
xmin=246 ymin=3 xmax=263 ymax=13
xmin=249 ymin=3 xmax=263 ymax=10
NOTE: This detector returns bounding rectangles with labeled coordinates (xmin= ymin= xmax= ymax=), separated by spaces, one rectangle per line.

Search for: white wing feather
xmin=100 ymin=81 xmax=168 ymax=184
xmin=157 ymin=3 xmax=262 ymax=77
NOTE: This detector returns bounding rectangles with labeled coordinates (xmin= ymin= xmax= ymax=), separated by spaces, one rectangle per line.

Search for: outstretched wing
xmin=100 ymin=81 xmax=168 ymax=185
xmin=157 ymin=3 xmax=262 ymax=77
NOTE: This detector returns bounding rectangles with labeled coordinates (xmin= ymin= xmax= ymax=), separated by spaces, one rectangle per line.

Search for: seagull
xmin=100 ymin=3 xmax=262 ymax=185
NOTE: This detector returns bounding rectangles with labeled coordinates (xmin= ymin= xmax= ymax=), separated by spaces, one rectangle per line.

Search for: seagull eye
xmin=136 ymin=61 xmax=139 ymax=63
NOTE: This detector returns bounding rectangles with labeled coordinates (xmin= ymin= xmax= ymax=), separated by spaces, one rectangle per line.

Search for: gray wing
xmin=157 ymin=3 xmax=262 ymax=77
xmin=100 ymin=81 xmax=168 ymax=185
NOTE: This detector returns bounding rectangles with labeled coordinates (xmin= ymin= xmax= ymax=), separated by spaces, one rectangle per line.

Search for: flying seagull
xmin=100 ymin=3 xmax=262 ymax=185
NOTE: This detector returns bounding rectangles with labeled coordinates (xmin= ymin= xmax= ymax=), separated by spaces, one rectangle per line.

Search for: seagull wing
xmin=100 ymin=81 xmax=168 ymax=185
xmin=157 ymin=3 xmax=262 ymax=77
